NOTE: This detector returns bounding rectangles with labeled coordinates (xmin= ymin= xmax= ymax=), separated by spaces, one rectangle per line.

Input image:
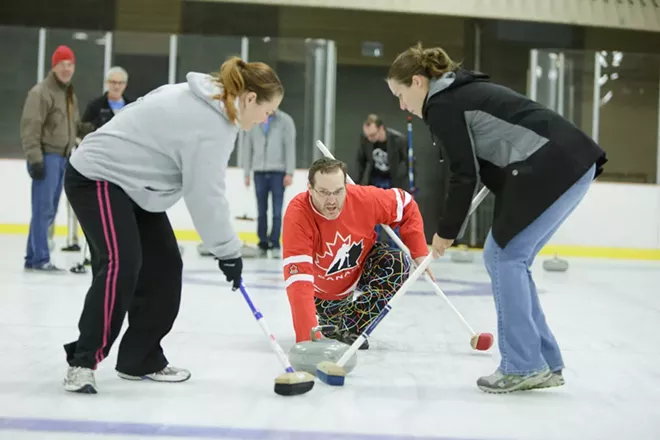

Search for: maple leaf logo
xmin=315 ymin=231 xmax=364 ymax=276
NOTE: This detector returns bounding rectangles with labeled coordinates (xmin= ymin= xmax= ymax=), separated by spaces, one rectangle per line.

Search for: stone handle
xmin=310 ymin=325 xmax=338 ymax=342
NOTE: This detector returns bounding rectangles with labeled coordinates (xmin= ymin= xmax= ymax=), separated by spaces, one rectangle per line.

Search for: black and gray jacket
xmin=81 ymin=92 xmax=134 ymax=131
xmin=423 ymin=69 xmax=607 ymax=248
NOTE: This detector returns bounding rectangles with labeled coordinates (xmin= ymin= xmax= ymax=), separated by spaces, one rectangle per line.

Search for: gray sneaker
xmin=477 ymin=368 xmax=551 ymax=394
xmin=29 ymin=262 xmax=65 ymax=273
xmin=271 ymin=248 xmax=282 ymax=259
xmin=63 ymin=366 xmax=97 ymax=394
xmin=531 ymin=370 xmax=565 ymax=389
xmin=117 ymin=365 xmax=191 ymax=383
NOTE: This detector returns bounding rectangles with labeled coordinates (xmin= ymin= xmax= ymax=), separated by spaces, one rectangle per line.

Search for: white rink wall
xmin=1 ymin=159 xmax=659 ymax=253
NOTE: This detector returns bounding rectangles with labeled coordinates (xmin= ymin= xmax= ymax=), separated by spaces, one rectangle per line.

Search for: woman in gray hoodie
xmin=61 ymin=57 xmax=284 ymax=394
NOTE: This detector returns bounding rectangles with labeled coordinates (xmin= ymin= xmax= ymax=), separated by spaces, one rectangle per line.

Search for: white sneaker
xmin=63 ymin=366 xmax=97 ymax=394
xmin=117 ymin=365 xmax=191 ymax=383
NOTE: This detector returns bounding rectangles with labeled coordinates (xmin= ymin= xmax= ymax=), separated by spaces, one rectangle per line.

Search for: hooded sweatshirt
xmin=69 ymin=72 xmax=243 ymax=259
xmin=422 ymin=69 xmax=607 ymax=248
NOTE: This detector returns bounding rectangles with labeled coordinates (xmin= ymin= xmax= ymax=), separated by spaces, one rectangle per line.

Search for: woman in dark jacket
xmin=387 ymin=43 xmax=607 ymax=394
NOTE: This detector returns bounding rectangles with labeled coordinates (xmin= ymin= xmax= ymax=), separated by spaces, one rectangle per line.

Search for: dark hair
xmin=387 ymin=42 xmax=460 ymax=86
xmin=213 ymin=56 xmax=284 ymax=124
xmin=307 ymin=157 xmax=347 ymax=186
xmin=363 ymin=113 xmax=384 ymax=128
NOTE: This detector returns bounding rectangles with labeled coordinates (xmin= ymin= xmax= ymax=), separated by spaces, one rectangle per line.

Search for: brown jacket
xmin=20 ymin=71 xmax=93 ymax=164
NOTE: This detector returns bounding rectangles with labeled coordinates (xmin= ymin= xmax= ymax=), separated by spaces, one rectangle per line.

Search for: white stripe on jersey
xmin=285 ymin=274 xmax=314 ymax=288
xmin=393 ymin=188 xmax=403 ymax=222
xmin=283 ymin=255 xmax=313 ymax=266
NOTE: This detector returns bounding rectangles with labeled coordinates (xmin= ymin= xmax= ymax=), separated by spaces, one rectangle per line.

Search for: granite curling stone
xmin=289 ymin=325 xmax=358 ymax=375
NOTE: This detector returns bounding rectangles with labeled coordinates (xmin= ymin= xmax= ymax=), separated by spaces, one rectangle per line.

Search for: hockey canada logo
xmin=315 ymin=232 xmax=364 ymax=277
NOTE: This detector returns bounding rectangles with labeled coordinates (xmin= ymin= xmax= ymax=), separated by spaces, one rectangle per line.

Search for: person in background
xmin=386 ymin=43 xmax=607 ymax=393
xmin=357 ymin=114 xmax=408 ymax=246
xmin=82 ymin=66 xmax=133 ymax=130
xmin=20 ymin=45 xmax=93 ymax=272
xmin=242 ymin=108 xmax=296 ymax=258
xmin=60 ymin=67 xmax=133 ymax=254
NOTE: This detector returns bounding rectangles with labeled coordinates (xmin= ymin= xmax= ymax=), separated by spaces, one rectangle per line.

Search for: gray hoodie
xmin=69 ymin=72 xmax=243 ymax=259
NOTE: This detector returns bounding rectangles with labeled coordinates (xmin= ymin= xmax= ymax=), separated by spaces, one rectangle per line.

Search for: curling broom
xmin=315 ymin=140 xmax=493 ymax=352
xmin=237 ymin=281 xmax=315 ymax=396
xmin=316 ymin=254 xmax=435 ymax=386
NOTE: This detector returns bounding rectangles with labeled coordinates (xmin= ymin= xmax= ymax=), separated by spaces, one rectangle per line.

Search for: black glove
xmin=217 ymin=257 xmax=242 ymax=290
xmin=29 ymin=162 xmax=45 ymax=180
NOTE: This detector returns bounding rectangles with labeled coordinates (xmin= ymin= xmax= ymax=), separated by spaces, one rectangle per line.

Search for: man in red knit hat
xmin=20 ymin=45 xmax=93 ymax=272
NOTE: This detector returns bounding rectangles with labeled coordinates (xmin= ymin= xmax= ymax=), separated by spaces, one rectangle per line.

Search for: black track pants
xmin=63 ymin=161 xmax=183 ymax=376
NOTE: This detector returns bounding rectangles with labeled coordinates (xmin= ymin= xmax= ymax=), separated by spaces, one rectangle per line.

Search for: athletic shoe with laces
xmin=63 ymin=366 xmax=97 ymax=394
xmin=116 ymin=365 xmax=191 ymax=382
xmin=477 ymin=367 xmax=551 ymax=394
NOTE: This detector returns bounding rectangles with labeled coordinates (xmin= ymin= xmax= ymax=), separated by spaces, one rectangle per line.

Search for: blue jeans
xmin=370 ymin=177 xmax=400 ymax=247
xmin=25 ymin=153 xmax=68 ymax=267
xmin=483 ymin=164 xmax=596 ymax=375
xmin=253 ymin=171 xmax=285 ymax=250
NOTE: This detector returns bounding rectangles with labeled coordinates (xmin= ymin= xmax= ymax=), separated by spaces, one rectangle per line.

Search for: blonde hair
xmin=213 ymin=56 xmax=283 ymax=123
xmin=387 ymin=42 xmax=460 ymax=86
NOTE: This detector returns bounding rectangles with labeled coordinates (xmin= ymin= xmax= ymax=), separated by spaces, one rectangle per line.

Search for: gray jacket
xmin=242 ymin=110 xmax=296 ymax=177
xmin=69 ymin=72 xmax=243 ymax=259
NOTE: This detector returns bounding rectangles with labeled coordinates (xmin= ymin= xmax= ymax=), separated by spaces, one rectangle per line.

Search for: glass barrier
xmin=471 ymin=47 xmax=660 ymax=248
xmin=175 ymin=34 xmax=243 ymax=82
xmin=532 ymin=48 xmax=660 ymax=184
xmin=0 ymin=26 xmax=41 ymax=158
xmin=111 ymin=31 xmax=170 ymax=102
xmin=242 ymin=36 xmax=336 ymax=170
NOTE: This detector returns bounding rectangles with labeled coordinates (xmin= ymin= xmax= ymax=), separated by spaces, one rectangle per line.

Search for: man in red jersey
xmin=282 ymin=157 xmax=430 ymax=349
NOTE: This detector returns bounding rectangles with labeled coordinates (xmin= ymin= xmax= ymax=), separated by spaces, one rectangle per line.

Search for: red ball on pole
xmin=470 ymin=333 xmax=494 ymax=351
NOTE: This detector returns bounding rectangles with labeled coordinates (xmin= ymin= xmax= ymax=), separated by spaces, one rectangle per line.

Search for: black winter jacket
xmin=422 ymin=69 xmax=607 ymax=248
xmin=356 ymin=127 xmax=409 ymax=190
xmin=81 ymin=92 xmax=134 ymax=131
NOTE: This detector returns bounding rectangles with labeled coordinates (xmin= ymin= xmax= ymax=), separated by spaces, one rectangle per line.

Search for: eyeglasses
xmin=313 ymin=187 xmax=345 ymax=198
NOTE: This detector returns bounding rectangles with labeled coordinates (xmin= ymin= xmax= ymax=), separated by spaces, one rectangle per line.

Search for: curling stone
xmin=288 ymin=325 xmax=358 ymax=375
xmin=450 ymin=244 xmax=474 ymax=263
xmin=543 ymin=254 xmax=569 ymax=272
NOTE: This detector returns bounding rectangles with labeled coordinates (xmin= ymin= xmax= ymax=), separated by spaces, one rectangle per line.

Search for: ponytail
xmin=387 ymin=42 xmax=460 ymax=86
xmin=216 ymin=56 xmax=246 ymax=123
xmin=213 ymin=56 xmax=283 ymax=124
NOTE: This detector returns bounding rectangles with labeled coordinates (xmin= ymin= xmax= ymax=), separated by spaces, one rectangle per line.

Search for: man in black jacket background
xmin=356 ymin=114 xmax=409 ymax=245
xmin=356 ymin=114 xmax=408 ymax=190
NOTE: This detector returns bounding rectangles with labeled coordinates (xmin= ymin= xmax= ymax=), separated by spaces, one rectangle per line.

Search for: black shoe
xmin=61 ymin=244 xmax=81 ymax=252
xmin=323 ymin=328 xmax=369 ymax=350
xmin=341 ymin=331 xmax=369 ymax=350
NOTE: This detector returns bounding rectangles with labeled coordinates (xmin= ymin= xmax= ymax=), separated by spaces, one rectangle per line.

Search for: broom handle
xmin=315 ymin=140 xmax=489 ymax=336
xmin=336 ymin=253 xmax=434 ymax=367
xmin=238 ymin=282 xmax=295 ymax=373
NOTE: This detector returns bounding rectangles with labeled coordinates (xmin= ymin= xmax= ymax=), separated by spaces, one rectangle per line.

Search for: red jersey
xmin=282 ymin=184 xmax=428 ymax=342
